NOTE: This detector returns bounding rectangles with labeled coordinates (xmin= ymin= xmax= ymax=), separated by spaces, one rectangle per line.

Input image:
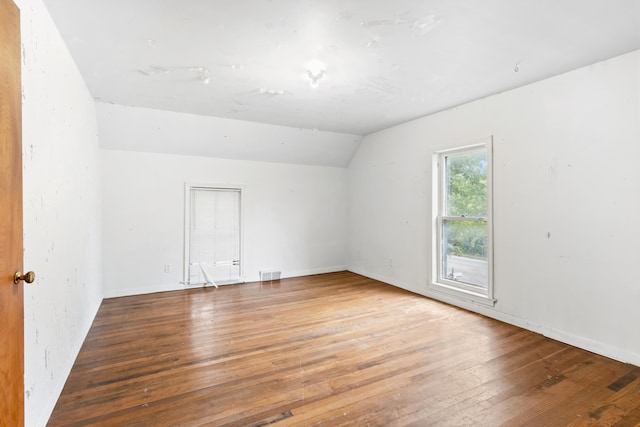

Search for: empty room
xmin=2 ymin=0 xmax=640 ymax=425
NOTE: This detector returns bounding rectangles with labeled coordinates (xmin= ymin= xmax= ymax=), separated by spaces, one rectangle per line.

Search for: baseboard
xmin=104 ymin=266 xmax=348 ymax=298
xmin=37 ymin=294 xmax=102 ymax=427
xmin=278 ymin=265 xmax=347 ymax=280
xmin=104 ymin=282 xmax=187 ymax=299
xmin=348 ymin=267 xmax=640 ymax=367
xmin=245 ymin=265 xmax=348 ymax=283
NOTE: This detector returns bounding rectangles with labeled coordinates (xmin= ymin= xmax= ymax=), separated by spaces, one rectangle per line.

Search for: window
xmin=431 ymin=138 xmax=494 ymax=305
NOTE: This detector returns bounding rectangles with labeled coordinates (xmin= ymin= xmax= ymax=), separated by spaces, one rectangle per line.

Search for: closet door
xmin=187 ymin=187 xmax=241 ymax=286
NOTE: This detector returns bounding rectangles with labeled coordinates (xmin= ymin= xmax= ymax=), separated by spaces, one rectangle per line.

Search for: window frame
xmin=430 ymin=137 xmax=495 ymax=306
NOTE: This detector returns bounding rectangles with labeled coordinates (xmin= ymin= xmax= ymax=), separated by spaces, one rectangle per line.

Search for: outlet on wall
xmin=164 ymin=264 xmax=172 ymax=273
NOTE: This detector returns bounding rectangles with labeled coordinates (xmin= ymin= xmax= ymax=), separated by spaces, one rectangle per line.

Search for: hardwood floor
xmin=48 ymin=272 xmax=640 ymax=426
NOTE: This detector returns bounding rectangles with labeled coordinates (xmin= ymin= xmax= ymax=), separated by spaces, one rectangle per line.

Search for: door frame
xmin=182 ymin=182 xmax=245 ymax=286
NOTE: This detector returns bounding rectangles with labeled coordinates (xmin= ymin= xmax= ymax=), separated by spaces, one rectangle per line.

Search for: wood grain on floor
xmin=48 ymin=272 xmax=640 ymax=426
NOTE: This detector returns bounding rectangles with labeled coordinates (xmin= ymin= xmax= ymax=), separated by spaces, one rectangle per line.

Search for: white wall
xmin=102 ymin=149 xmax=348 ymax=297
xmin=96 ymin=102 xmax=363 ymax=168
xmin=349 ymin=50 xmax=640 ymax=365
xmin=17 ymin=0 xmax=103 ymax=426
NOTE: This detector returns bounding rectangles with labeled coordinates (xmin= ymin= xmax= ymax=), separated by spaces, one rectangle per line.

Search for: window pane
xmin=442 ymin=220 xmax=488 ymax=288
xmin=445 ymin=150 xmax=487 ymax=217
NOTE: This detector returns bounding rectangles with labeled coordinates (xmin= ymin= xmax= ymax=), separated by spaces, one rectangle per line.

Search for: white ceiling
xmin=45 ymin=0 xmax=640 ymax=136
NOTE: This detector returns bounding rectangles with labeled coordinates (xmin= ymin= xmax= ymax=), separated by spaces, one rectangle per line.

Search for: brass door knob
xmin=14 ymin=271 xmax=36 ymax=284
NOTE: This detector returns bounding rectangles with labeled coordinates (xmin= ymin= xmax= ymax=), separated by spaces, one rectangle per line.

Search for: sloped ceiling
xmin=44 ymin=0 xmax=640 ymax=164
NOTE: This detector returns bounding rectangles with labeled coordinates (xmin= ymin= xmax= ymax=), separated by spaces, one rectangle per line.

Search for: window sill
xmin=429 ymin=281 xmax=496 ymax=307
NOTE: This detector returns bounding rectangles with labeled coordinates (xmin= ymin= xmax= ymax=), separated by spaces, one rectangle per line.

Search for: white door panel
xmin=185 ymin=187 xmax=241 ymax=286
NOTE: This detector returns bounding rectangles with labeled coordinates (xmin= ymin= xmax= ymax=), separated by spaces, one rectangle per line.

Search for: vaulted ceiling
xmin=45 ymin=0 xmax=640 ymax=136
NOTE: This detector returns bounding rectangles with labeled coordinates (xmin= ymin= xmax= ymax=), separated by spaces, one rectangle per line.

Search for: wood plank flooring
xmin=48 ymin=272 xmax=640 ymax=426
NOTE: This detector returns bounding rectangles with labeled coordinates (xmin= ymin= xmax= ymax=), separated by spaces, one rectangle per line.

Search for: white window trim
xmin=183 ymin=182 xmax=245 ymax=286
xmin=430 ymin=137 xmax=495 ymax=306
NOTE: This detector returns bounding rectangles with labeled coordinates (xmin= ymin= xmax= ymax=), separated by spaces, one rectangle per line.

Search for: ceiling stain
xmin=136 ymin=66 xmax=170 ymax=77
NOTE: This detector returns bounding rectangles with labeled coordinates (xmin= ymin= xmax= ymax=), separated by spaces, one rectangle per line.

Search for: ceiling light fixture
xmin=306 ymin=59 xmax=326 ymax=89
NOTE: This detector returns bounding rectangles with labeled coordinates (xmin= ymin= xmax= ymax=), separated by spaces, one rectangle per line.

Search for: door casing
xmin=183 ymin=183 xmax=244 ymax=286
